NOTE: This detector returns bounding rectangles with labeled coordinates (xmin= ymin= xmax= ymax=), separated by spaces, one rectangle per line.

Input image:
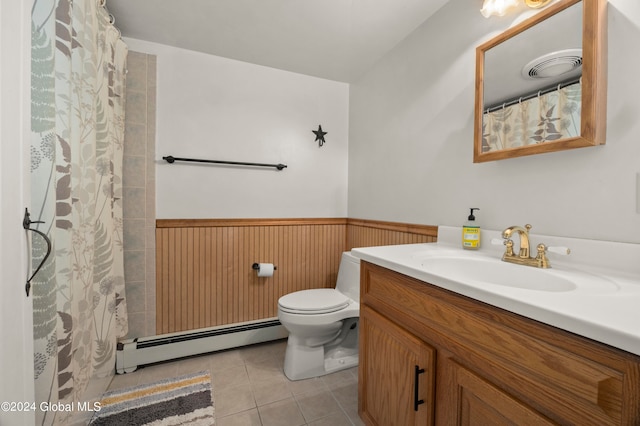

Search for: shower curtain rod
xmin=162 ymin=155 xmax=288 ymax=171
xmin=484 ymin=77 xmax=581 ymax=114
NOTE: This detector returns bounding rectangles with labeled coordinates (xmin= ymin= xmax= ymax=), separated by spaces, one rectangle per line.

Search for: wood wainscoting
xmin=155 ymin=218 xmax=437 ymax=334
xmin=347 ymin=218 xmax=437 ymax=249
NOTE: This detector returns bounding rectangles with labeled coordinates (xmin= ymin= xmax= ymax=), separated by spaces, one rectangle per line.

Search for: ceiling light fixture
xmin=480 ymin=0 xmax=552 ymax=18
xmin=480 ymin=0 xmax=519 ymax=18
xmin=524 ymin=0 xmax=553 ymax=8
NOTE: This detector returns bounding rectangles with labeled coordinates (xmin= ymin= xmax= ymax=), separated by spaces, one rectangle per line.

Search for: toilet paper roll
xmin=256 ymin=263 xmax=275 ymax=277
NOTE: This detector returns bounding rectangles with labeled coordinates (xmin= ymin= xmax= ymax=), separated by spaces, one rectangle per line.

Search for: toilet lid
xmin=278 ymin=289 xmax=350 ymax=314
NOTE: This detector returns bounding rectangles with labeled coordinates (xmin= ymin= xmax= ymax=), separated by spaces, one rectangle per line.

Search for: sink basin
xmin=421 ymin=256 xmax=578 ymax=292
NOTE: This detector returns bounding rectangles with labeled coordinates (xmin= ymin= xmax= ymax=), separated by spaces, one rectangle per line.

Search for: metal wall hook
xmin=23 ymin=208 xmax=52 ymax=297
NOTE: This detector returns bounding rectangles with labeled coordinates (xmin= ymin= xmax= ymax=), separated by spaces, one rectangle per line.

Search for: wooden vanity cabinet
xmin=359 ymin=307 xmax=436 ymax=425
xmin=358 ymin=261 xmax=640 ymax=425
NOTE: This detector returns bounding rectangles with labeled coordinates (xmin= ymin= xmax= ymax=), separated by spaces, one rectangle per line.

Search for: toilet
xmin=277 ymin=251 xmax=360 ymax=381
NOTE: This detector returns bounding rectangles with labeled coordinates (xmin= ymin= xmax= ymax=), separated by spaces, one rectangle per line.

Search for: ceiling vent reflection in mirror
xmin=521 ymin=49 xmax=583 ymax=79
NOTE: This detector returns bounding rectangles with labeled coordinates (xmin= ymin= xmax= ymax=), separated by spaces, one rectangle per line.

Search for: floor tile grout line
xmin=329 ymin=384 xmax=357 ymax=426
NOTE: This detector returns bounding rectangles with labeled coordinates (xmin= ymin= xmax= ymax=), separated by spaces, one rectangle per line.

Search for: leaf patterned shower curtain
xmin=31 ymin=0 xmax=127 ymax=424
xmin=482 ymin=83 xmax=581 ymax=152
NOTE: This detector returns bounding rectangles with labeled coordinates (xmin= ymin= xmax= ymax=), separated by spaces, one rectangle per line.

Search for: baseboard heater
xmin=116 ymin=318 xmax=288 ymax=374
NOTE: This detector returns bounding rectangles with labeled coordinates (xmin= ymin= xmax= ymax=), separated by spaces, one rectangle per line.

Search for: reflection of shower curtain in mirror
xmin=482 ymin=83 xmax=581 ymax=152
xmin=30 ymin=0 xmax=128 ymax=424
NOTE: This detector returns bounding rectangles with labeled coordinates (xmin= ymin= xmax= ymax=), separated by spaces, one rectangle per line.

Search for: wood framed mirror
xmin=473 ymin=0 xmax=607 ymax=163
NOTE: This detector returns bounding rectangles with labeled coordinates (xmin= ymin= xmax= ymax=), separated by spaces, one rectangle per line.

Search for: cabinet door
xmin=359 ymin=307 xmax=435 ymax=426
xmin=447 ymin=360 xmax=556 ymax=426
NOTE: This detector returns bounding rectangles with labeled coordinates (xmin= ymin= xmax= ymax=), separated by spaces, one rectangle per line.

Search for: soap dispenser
xmin=462 ymin=208 xmax=481 ymax=250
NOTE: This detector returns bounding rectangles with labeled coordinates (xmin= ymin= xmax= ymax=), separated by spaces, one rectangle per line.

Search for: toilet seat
xmin=278 ymin=289 xmax=351 ymax=315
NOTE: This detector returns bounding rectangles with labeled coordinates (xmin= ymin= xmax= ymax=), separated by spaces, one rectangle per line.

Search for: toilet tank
xmin=335 ymin=251 xmax=361 ymax=303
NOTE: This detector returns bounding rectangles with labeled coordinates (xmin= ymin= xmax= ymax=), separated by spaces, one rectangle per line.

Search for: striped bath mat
xmin=90 ymin=370 xmax=215 ymax=425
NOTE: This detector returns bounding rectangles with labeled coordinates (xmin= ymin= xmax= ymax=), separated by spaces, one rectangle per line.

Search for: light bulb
xmin=480 ymin=0 xmax=520 ymax=18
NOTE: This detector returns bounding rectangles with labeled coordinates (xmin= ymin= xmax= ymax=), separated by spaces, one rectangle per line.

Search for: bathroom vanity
xmin=353 ymin=226 xmax=640 ymax=425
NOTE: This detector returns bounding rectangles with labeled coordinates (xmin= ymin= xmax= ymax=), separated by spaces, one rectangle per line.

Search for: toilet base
xmin=324 ymin=346 xmax=358 ymax=374
xmin=282 ymin=321 xmax=359 ymax=381
xmin=283 ymin=342 xmax=359 ymax=381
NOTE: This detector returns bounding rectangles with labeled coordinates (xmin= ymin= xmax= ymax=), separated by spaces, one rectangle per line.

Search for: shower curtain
xmin=482 ymin=83 xmax=581 ymax=152
xmin=30 ymin=0 xmax=128 ymax=424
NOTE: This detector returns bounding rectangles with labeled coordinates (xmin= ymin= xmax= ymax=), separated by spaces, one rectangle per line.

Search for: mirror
xmin=473 ymin=0 xmax=607 ymax=163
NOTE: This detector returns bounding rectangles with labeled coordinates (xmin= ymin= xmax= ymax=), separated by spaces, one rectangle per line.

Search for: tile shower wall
xmin=123 ymin=51 xmax=156 ymax=338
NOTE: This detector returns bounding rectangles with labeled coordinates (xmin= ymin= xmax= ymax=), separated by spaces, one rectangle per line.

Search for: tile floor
xmin=107 ymin=339 xmax=364 ymax=426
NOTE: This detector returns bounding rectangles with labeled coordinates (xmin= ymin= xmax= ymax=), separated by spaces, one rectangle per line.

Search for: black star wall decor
xmin=312 ymin=125 xmax=327 ymax=147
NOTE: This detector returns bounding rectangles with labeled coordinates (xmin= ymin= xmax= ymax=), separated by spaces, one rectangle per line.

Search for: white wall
xmin=125 ymin=39 xmax=349 ymax=219
xmin=349 ymin=0 xmax=640 ymax=243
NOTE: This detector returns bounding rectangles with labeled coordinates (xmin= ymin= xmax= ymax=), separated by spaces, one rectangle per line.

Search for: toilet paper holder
xmin=252 ymin=263 xmax=277 ymax=271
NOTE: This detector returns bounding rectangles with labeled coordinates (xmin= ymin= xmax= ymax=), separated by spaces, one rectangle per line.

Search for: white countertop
xmin=352 ymin=226 xmax=640 ymax=357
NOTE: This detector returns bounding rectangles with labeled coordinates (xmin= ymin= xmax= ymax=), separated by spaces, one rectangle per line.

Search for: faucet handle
xmin=534 ymin=244 xmax=551 ymax=268
xmin=547 ymin=246 xmax=571 ymax=255
xmin=492 ymin=238 xmax=515 ymax=257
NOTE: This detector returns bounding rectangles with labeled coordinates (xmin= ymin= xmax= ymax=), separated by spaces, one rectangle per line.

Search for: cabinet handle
xmin=414 ymin=365 xmax=425 ymax=411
